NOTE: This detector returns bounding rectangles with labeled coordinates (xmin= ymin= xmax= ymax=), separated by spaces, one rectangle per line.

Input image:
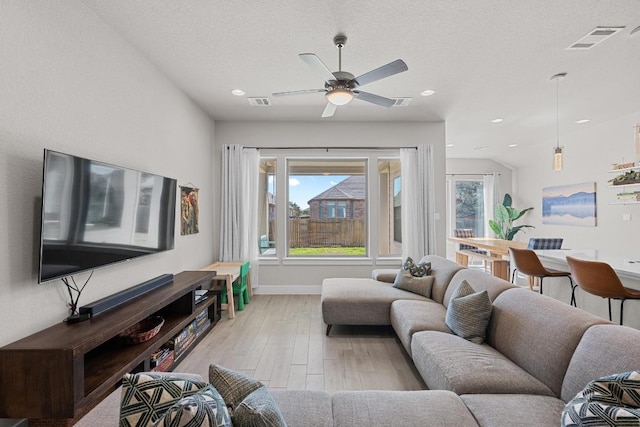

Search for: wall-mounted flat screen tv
xmin=38 ymin=150 xmax=177 ymax=283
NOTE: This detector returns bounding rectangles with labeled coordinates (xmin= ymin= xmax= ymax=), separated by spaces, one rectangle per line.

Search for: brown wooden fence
xmin=289 ymin=218 xmax=365 ymax=247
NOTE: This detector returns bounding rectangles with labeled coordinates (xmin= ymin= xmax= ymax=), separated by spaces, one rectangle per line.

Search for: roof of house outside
xmin=308 ymin=175 xmax=365 ymax=203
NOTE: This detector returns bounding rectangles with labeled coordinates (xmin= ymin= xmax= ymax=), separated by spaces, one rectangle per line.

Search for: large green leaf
xmin=512 ymin=207 xmax=534 ymax=221
xmin=495 ymin=204 xmax=509 ymax=222
xmin=502 ymin=193 xmax=513 ymax=208
xmin=506 ymin=224 xmax=535 ymax=240
xmin=488 ymin=220 xmax=502 ymax=236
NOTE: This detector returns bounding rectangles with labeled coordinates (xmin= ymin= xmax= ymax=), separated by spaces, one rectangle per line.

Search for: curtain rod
xmin=237 ymin=146 xmax=417 ymax=150
xmin=446 ymin=173 xmax=501 ymax=176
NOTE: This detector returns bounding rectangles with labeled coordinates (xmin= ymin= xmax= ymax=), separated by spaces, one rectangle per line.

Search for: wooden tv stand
xmin=0 ymin=270 xmax=219 ymax=426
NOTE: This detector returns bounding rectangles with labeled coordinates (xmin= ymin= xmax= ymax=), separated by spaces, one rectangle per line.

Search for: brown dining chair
xmin=508 ymin=247 xmax=576 ymax=306
xmin=566 ymin=256 xmax=640 ymax=325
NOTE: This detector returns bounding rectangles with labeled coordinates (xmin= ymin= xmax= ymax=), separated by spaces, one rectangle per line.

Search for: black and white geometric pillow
xmin=562 ymin=371 xmax=640 ymax=426
xmin=403 ymin=257 xmax=432 ymax=277
xmin=154 ymin=385 xmax=232 ymax=427
xmin=119 ymin=373 xmax=210 ymax=426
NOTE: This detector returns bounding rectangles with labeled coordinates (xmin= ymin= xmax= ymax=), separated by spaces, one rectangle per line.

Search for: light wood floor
xmin=175 ymin=295 xmax=426 ymax=392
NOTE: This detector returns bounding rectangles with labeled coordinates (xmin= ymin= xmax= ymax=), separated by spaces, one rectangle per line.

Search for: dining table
xmin=448 ymin=237 xmax=528 ymax=280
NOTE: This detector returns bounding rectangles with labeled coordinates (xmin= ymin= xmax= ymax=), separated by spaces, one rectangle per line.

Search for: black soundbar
xmin=79 ymin=273 xmax=174 ymax=318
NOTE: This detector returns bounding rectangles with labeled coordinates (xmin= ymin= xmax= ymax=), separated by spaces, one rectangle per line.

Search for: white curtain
xmin=219 ymin=145 xmax=260 ymax=286
xmin=483 ymin=173 xmax=500 ymax=237
xmin=400 ymin=144 xmax=436 ymax=259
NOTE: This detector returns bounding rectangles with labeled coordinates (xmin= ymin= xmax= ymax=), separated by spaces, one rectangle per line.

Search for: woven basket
xmin=119 ymin=316 xmax=164 ymax=345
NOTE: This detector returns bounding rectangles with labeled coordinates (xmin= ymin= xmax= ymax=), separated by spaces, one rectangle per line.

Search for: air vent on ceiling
xmin=566 ymin=26 xmax=625 ymax=50
xmin=247 ymin=97 xmax=271 ymax=107
xmin=391 ymin=97 xmax=412 ymax=107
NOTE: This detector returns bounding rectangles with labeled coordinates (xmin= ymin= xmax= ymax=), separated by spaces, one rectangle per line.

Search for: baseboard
xmin=253 ymin=285 xmax=321 ymax=295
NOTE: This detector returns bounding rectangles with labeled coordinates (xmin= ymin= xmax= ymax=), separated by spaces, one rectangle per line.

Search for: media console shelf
xmin=0 ymin=270 xmax=217 ymax=426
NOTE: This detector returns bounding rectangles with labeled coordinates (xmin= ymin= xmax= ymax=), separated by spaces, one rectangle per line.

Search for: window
xmin=287 ymin=159 xmax=366 ymax=257
xmin=258 ymin=159 xmax=276 ymax=256
xmin=446 ymin=176 xmax=486 ymax=260
xmin=378 ymin=159 xmax=401 ymax=256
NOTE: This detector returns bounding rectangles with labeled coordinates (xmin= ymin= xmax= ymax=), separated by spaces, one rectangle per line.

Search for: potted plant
xmin=489 ymin=194 xmax=534 ymax=240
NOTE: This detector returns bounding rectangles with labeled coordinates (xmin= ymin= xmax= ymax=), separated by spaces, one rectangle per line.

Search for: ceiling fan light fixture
xmin=326 ymin=88 xmax=353 ymax=106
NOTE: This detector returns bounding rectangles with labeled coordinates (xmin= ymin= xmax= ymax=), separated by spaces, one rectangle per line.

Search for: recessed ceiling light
xmin=576 ymin=119 xmax=590 ymax=124
xmin=508 ymin=144 xmax=518 ymax=148
xmin=491 ymin=118 xmax=504 ymax=123
xmin=474 ymin=146 xmax=488 ymax=151
xmin=446 ymin=143 xmax=454 ymax=148
xmin=231 ymin=89 xmax=245 ymax=96
xmin=420 ymin=89 xmax=435 ymax=97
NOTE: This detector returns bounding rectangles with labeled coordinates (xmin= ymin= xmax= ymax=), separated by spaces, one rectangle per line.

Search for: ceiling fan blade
xmin=353 ymin=91 xmax=395 ymax=108
xmin=299 ymin=53 xmax=336 ymax=83
xmin=351 ymin=59 xmax=408 ymax=87
xmin=272 ymin=89 xmax=326 ymax=97
xmin=322 ymin=102 xmax=337 ymax=118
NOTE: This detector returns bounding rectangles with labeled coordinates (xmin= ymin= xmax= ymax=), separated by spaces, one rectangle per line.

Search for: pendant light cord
xmin=556 ymin=76 xmax=560 ymax=149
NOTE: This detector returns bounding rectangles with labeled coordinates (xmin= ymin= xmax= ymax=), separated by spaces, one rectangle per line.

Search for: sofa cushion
xmin=487 ymin=289 xmax=609 ymax=398
xmin=232 ymin=386 xmax=287 ymax=427
xmin=371 ymin=269 xmax=399 ymax=283
xmin=561 ymin=324 xmax=640 ymax=402
xmin=445 ymin=280 xmax=492 ymax=344
xmin=322 ymin=278 xmax=429 ymax=326
xmin=331 ymin=390 xmax=479 ymax=427
xmin=271 ymin=390 xmax=333 ymax=427
xmin=418 ymin=255 xmax=466 ymax=304
xmin=462 ymin=394 xmax=566 ymax=427
xmin=443 ymin=268 xmax=515 ymax=308
xmin=119 ymin=372 xmax=210 ymax=426
xmin=390 ymin=300 xmax=451 ymax=355
xmin=154 ymin=385 xmax=232 ymax=427
xmin=403 ymin=256 xmax=432 ymax=277
xmin=411 ymin=331 xmax=555 ymax=396
xmin=561 ymin=371 xmax=640 ymax=427
xmin=393 ymin=269 xmax=434 ymax=298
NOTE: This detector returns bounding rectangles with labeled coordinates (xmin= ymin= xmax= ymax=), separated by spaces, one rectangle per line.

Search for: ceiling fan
xmin=272 ymin=34 xmax=408 ymax=118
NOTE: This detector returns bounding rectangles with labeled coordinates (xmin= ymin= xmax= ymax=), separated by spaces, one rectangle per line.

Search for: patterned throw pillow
xmin=393 ymin=269 xmax=435 ymax=298
xmin=233 ymin=386 xmax=287 ymax=427
xmin=119 ymin=373 xmax=210 ymax=426
xmin=402 ymin=257 xmax=432 ymax=277
xmin=154 ymin=385 xmax=231 ymax=427
xmin=562 ymin=371 xmax=640 ymax=427
xmin=445 ymin=280 xmax=492 ymax=344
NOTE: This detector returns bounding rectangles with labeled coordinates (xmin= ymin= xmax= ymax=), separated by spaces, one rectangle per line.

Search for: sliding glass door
xmin=446 ymin=176 xmax=485 ymax=259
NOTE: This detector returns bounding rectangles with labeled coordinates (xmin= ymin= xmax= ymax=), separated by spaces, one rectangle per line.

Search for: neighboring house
xmin=308 ymin=176 xmax=365 ymax=219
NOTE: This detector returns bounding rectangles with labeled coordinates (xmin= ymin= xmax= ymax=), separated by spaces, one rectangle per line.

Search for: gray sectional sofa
xmin=319 ymin=255 xmax=640 ymax=426
xmin=80 ymin=255 xmax=640 ymax=427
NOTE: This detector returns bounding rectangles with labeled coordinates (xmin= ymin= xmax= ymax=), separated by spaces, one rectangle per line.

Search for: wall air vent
xmin=566 ymin=26 xmax=625 ymax=50
xmin=391 ymin=97 xmax=412 ymax=107
xmin=247 ymin=97 xmax=271 ymax=107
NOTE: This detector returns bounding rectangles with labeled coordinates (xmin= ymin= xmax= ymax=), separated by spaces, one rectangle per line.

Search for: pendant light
xmin=550 ymin=73 xmax=567 ymax=171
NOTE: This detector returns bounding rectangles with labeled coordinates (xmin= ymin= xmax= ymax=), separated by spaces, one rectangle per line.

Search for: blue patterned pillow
xmin=562 ymin=371 xmax=640 ymax=426
xmin=402 ymin=257 xmax=432 ymax=277
xmin=154 ymin=385 xmax=231 ymax=427
xmin=119 ymin=373 xmax=209 ymax=426
xmin=445 ymin=280 xmax=492 ymax=344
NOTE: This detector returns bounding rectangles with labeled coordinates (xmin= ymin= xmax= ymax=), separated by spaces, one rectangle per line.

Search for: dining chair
xmin=508 ymin=247 xmax=576 ymax=306
xmin=527 ymin=238 xmax=563 ymax=250
xmin=566 ymin=256 xmax=640 ymax=325
xmin=221 ymin=261 xmax=250 ymax=311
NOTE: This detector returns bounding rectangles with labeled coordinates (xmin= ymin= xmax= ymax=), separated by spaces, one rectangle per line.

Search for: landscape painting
xmin=542 ymin=182 xmax=596 ymax=226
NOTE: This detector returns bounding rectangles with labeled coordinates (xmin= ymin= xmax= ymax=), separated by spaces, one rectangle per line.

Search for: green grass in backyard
xmin=289 ymin=247 xmax=366 ymax=256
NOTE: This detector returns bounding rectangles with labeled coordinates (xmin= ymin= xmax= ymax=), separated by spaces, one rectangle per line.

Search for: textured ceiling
xmin=81 ymin=0 xmax=640 ymax=167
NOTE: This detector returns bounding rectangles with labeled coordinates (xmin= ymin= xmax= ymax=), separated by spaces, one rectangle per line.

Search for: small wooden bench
xmin=456 ymin=250 xmax=509 ymax=281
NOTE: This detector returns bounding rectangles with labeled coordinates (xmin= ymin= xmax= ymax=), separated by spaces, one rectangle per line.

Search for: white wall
xmin=214 ymin=121 xmax=446 ymax=293
xmin=516 ymin=111 xmax=640 ymax=256
xmin=0 ymin=2 xmax=215 ymax=347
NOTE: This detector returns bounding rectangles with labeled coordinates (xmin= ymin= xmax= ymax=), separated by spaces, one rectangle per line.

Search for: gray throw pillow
xmin=233 ymin=386 xmax=287 ymax=427
xmin=208 ymin=364 xmax=262 ymax=410
xmin=393 ymin=269 xmax=435 ymax=298
xmin=445 ymin=280 xmax=492 ymax=344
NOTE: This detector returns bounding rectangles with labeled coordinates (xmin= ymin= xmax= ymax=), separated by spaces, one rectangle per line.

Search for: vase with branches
xmin=61 ymin=271 xmax=93 ymax=322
